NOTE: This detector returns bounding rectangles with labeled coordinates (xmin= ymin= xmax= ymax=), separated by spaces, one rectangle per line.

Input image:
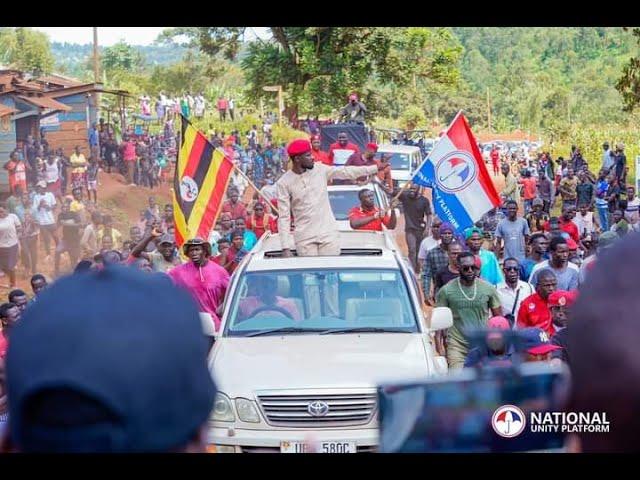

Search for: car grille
xmin=257 ymin=390 xmax=377 ymax=428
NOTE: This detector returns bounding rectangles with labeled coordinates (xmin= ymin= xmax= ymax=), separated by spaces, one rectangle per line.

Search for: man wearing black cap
xmin=2 ymin=267 xmax=216 ymax=453
xmin=168 ymin=237 xmax=229 ymax=331
xmin=130 ymin=227 xmax=180 ymax=274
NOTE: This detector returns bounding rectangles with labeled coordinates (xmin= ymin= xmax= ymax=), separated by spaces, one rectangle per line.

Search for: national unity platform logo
xmin=491 ymin=405 xmax=526 ymax=438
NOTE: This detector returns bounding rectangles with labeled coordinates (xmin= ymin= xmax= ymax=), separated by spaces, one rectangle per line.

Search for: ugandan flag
xmin=173 ymin=116 xmax=234 ymax=247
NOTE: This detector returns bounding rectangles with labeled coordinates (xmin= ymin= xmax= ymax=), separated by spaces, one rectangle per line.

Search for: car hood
xmin=210 ymin=334 xmax=432 ymax=398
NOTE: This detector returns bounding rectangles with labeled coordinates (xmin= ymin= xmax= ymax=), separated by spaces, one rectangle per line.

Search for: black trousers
xmin=405 ymin=228 xmax=425 ymax=273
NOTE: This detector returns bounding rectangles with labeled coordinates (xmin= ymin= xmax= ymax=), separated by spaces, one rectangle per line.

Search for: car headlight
xmin=212 ymin=393 xmax=235 ymax=422
xmin=235 ymin=398 xmax=261 ymax=423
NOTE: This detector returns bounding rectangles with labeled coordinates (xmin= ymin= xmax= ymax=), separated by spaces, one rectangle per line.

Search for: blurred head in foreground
xmin=568 ymin=233 xmax=640 ymax=452
xmin=3 ymin=266 xmax=216 ymax=452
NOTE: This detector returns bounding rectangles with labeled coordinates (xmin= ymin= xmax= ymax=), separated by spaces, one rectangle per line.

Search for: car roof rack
xmin=252 ymin=229 xmax=397 ymax=259
xmin=263 ymin=247 xmax=383 ymax=258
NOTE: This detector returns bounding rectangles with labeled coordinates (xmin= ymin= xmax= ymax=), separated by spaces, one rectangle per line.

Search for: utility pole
xmin=93 ymin=27 xmax=101 ymax=124
xmin=93 ymin=27 xmax=99 ymax=83
xmin=487 ymin=87 xmax=492 ymax=133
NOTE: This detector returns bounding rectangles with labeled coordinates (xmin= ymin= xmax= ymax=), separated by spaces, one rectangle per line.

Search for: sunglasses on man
xmin=503 ymin=266 xmax=519 ymax=272
xmin=460 ymin=265 xmax=479 ymax=272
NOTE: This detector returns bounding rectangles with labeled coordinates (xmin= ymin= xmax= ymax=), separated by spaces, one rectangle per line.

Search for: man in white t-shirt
xmin=228 ymin=98 xmax=235 ymax=121
xmin=496 ymin=257 xmax=534 ymax=328
xmin=44 ymin=155 xmax=60 ymax=195
xmin=573 ymin=203 xmax=599 ymax=238
xmin=32 ymin=181 xmax=58 ymax=258
xmin=417 ymin=218 xmax=442 ymax=275
xmin=625 ymin=185 xmax=640 ymax=226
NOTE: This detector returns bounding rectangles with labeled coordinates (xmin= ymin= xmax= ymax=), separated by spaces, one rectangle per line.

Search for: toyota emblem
xmin=307 ymin=401 xmax=330 ymax=417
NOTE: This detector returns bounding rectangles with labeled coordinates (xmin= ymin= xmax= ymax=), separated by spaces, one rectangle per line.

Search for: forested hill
xmin=51 ymin=42 xmax=187 ymax=78
xmin=49 ymin=28 xmax=637 ymax=130
xmin=452 ymin=27 xmax=635 ymax=129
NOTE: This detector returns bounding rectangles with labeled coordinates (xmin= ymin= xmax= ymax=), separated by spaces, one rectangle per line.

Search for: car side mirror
xmin=199 ymin=312 xmax=218 ymax=338
xmin=429 ymin=307 xmax=453 ymax=331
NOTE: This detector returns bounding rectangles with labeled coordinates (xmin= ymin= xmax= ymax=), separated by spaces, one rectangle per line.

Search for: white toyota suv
xmin=206 ymin=229 xmax=452 ymax=453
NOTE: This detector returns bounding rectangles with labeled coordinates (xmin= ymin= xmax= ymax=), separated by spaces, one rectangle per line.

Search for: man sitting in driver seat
xmin=238 ymin=275 xmax=302 ymax=321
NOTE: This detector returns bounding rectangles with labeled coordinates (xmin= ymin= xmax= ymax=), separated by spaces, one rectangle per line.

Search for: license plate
xmin=280 ymin=441 xmax=356 ymax=453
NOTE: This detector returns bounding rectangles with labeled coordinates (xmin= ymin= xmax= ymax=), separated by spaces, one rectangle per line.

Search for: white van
xmin=206 ymin=230 xmax=452 ymax=453
xmin=375 ymin=144 xmax=423 ymax=189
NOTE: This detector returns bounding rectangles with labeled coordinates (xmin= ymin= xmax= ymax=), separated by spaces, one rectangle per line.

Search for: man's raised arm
xmin=328 ymin=164 xmax=378 ymax=182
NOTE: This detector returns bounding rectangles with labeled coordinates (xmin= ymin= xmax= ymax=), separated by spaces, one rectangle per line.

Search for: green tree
xmin=159 ymin=27 xmax=462 ymax=120
xmin=616 ymin=28 xmax=640 ymax=112
xmin=102 ymin=40 xmax=145 ymax=73
xmin=0 ymin=27 xmax=54 ymax=75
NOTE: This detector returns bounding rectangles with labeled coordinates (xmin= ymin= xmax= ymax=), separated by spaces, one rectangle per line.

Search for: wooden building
xmin=0 ymin=69 xmax=130 ymax=193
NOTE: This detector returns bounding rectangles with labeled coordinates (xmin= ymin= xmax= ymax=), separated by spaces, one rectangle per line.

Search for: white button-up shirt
xmin=276 ymin=163 xmax=378 ymax=250
xmin=496 ymin=280 xmax=534 ymax=322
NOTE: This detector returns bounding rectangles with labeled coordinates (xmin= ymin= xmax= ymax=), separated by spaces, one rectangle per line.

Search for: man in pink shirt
xmin=121 ymin=136 xmax=137 ymax=186
xmin=168 ymin=237 xmax=230 ymax=331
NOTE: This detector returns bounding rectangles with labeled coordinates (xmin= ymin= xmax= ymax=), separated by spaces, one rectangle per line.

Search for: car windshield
xmin=224 ymin=269 xmax=419 ymax=337
xmin=378 ymin=152 xmax=410 ymax=170
xmin=328 ymin=190 xmax=379 ymax=221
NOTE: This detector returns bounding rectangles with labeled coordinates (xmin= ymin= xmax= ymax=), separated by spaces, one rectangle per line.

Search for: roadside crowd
xmin=1 ymin=128 xmax=637 ymax=452
xmin=412 ymin=141 xmax=633 ymax=370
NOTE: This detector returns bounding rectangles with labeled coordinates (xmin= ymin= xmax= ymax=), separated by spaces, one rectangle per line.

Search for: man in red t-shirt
xmin=245 ymin=202 xmax=277 ymax=239
xmin=217 ymin=97 xmax=228 ymax=121
xmin=310 ymin=135 xmax=331 ymax=166
xmin=490 ymin=145 xmax=500 ymax=176
xmin=0 ymin=302 xmax=21 ymax=359
xmin=543 ymin=205 xmax=580 ymax=243
xmin=518 ymin=170 xmax=537 ymax=214
xmin=328 ymin=132 xmax=359 ymax=166
xmin=517 ymin=268 xmax=557 ymax=336
xmin=221 ymin=187 xmax=248 ymax=220
xmin=348 ymin=188 xmax=397 ymax=231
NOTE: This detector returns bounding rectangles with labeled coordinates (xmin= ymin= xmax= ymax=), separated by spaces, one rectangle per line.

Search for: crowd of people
xmin=413 ymin=140 xmax=633 ymax=371
xmin=139 ymin=92 xmax=209 ymax=121
xmin=0 ymin=125 xmax=638 ymax=452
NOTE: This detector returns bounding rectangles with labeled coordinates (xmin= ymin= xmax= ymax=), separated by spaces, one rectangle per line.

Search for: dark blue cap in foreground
xmin=6 ymin=266 xmax=216 ymax=452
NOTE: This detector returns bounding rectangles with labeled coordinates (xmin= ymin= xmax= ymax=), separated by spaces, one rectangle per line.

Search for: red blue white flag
xmin=412 ymin=111 xmax=501 ymax=232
